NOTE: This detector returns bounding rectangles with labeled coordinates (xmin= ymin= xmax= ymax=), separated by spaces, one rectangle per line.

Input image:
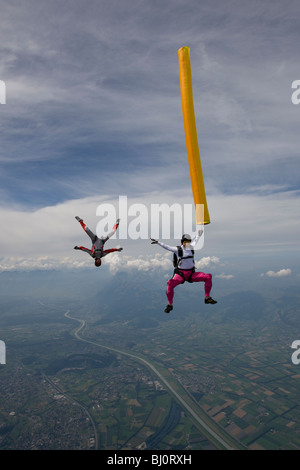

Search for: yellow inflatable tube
xmin=178 ymin=46 xmax=210 ymax=225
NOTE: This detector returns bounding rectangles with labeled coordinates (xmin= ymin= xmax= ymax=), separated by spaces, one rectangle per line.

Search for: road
xmin=65 ymin=310 xmax=241 ymax=450
xmin=43 ymin=373 xmax=99 ymax=449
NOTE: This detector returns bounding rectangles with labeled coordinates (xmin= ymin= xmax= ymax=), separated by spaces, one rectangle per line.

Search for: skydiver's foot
xmin=75 ymin=216 xmax=83 ymax=223
xmin=164 ymin=304 xmax=173 ymax=313
xmin=205 ymin=297 xmax=217 ymax=304
xmin=117 ymin=248 xmax=123 ymax=251
xmin=74 ymin=246 xmax=79 ymax=250
xmin=113 ymin=219 xmax=120 ymax=230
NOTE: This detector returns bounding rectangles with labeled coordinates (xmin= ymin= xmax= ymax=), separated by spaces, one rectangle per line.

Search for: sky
xmin=0 ymin=0 xmax=299 ymax=285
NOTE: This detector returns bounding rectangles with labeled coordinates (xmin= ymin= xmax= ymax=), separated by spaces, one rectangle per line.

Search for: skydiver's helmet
xmin=95 ymin=258 xmax=101 ymax=267
xmin=181 ymin=234 xmax=192 ymax=245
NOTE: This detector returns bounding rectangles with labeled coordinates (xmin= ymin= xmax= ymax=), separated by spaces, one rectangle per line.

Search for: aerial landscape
xmin=1 ymin=0 xmax=300 ymax=454
xmin=0 ymin=268 xmax=299 ymax=451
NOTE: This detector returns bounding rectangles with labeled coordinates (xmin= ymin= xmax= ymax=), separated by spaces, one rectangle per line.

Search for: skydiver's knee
xmin=167 ymin=279 xmax=177 ymax=289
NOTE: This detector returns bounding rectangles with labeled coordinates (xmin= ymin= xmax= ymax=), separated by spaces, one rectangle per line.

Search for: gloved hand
xmin=150 ymin=238 xmax=158 ymax=244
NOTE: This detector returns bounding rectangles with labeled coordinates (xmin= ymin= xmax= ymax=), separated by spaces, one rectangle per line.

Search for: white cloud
xmin=0 ymin=249 xmax=223 ymax=276
xmin=0 ymin=252 xmax=172 ymax=274
xmin=215 ymin=273 xmax=234 ymax=280
xmin=195 ymin=256 xmax=220 ymax=270
xmin=107 ymin=253 xmax=222 ymax=275
xmin=0 ymin=186 xmax=299 ymax=273
xmin=105 ymin=252 xmax=172 ymax=275
xmin=0 ymin=256 xmax=93 ymax=272
xmin=262 ymin=268 xmax=292 ymax=278
xmin=207 ymin=190 xmax=300 ymax=256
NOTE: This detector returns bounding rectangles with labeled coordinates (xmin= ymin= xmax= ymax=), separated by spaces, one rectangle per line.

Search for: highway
xmin=65 ymin=310 xmax=241 ymax=450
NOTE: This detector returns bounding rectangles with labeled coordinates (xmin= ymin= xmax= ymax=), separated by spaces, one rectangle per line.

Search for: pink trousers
xmin=167 ymin=270 xmax=212 ymax=305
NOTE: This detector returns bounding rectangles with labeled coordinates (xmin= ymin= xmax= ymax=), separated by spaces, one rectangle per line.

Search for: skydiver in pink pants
xmin=151 ymin=231 xmax=217 ymax=313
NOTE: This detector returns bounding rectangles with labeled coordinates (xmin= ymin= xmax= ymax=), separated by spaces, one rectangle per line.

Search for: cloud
xmin=195 ymin=256 xmax=220 ymax=270
xmin=107 ymin=253 xmax=222 ymax=276
xmin=0 ymin=0 xmax=299 ymax=289
xmin=0 ymin=244 xmax=222 ymax=276
xmin=1 ymin=1 xmax=300 ymax=205
xmin=207 ymin=190 xmax=300 ymax=256
xmin=0 ymin=252 xmax=171 ymax=274
xmin=215 ymin=273 xmax=234 ymax=280
xmin=105 ymin=252 xmax=172 ymax=275
xmin=262 ymin=268 xmax=292 ymax=278
xmin=0 ymin=185 xmax=299 ymax=273
xmin=0 ymin=256 xmax=92 ymax=272
xmin=1 ymin=0 xmax=300 ymax=274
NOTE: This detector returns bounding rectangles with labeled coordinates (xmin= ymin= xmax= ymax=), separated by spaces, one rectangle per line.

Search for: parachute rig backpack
xmin=173 ymin=246 xmax=195 ymax=283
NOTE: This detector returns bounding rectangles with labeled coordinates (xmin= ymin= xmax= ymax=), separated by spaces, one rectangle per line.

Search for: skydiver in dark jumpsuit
xmin=74 ymin=216 xmax=122 ymax=267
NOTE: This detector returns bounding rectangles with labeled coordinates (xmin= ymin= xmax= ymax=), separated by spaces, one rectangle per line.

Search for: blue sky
xmin=0 ymin=0 xmax=299 ymax=282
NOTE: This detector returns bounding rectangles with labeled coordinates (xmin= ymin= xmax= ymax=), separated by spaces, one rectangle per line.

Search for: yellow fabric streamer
xmin=178 ymin=46 xmax=210 ymax=225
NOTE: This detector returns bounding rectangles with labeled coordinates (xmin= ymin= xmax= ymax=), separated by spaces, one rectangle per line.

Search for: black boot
xmin=164 ymin=304 xmax=173 ymax=313
xmin=205 ymin=297 xmax=217 ymax=304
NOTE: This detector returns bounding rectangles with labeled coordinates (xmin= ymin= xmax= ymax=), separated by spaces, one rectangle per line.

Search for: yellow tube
xmin=178 ymin=46 xmax=210 ymax=225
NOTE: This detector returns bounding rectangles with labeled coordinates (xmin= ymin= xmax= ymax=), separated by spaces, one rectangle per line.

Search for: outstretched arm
xmin=102 ymin=247 xmax=123 ymax=257
xmin=74 ymin=246 xmax=94 ymax=258
xmin=190 ymin=229 xmax=203 ymax=247
xmin=150 ymin=239 xmax=177 ymax=253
